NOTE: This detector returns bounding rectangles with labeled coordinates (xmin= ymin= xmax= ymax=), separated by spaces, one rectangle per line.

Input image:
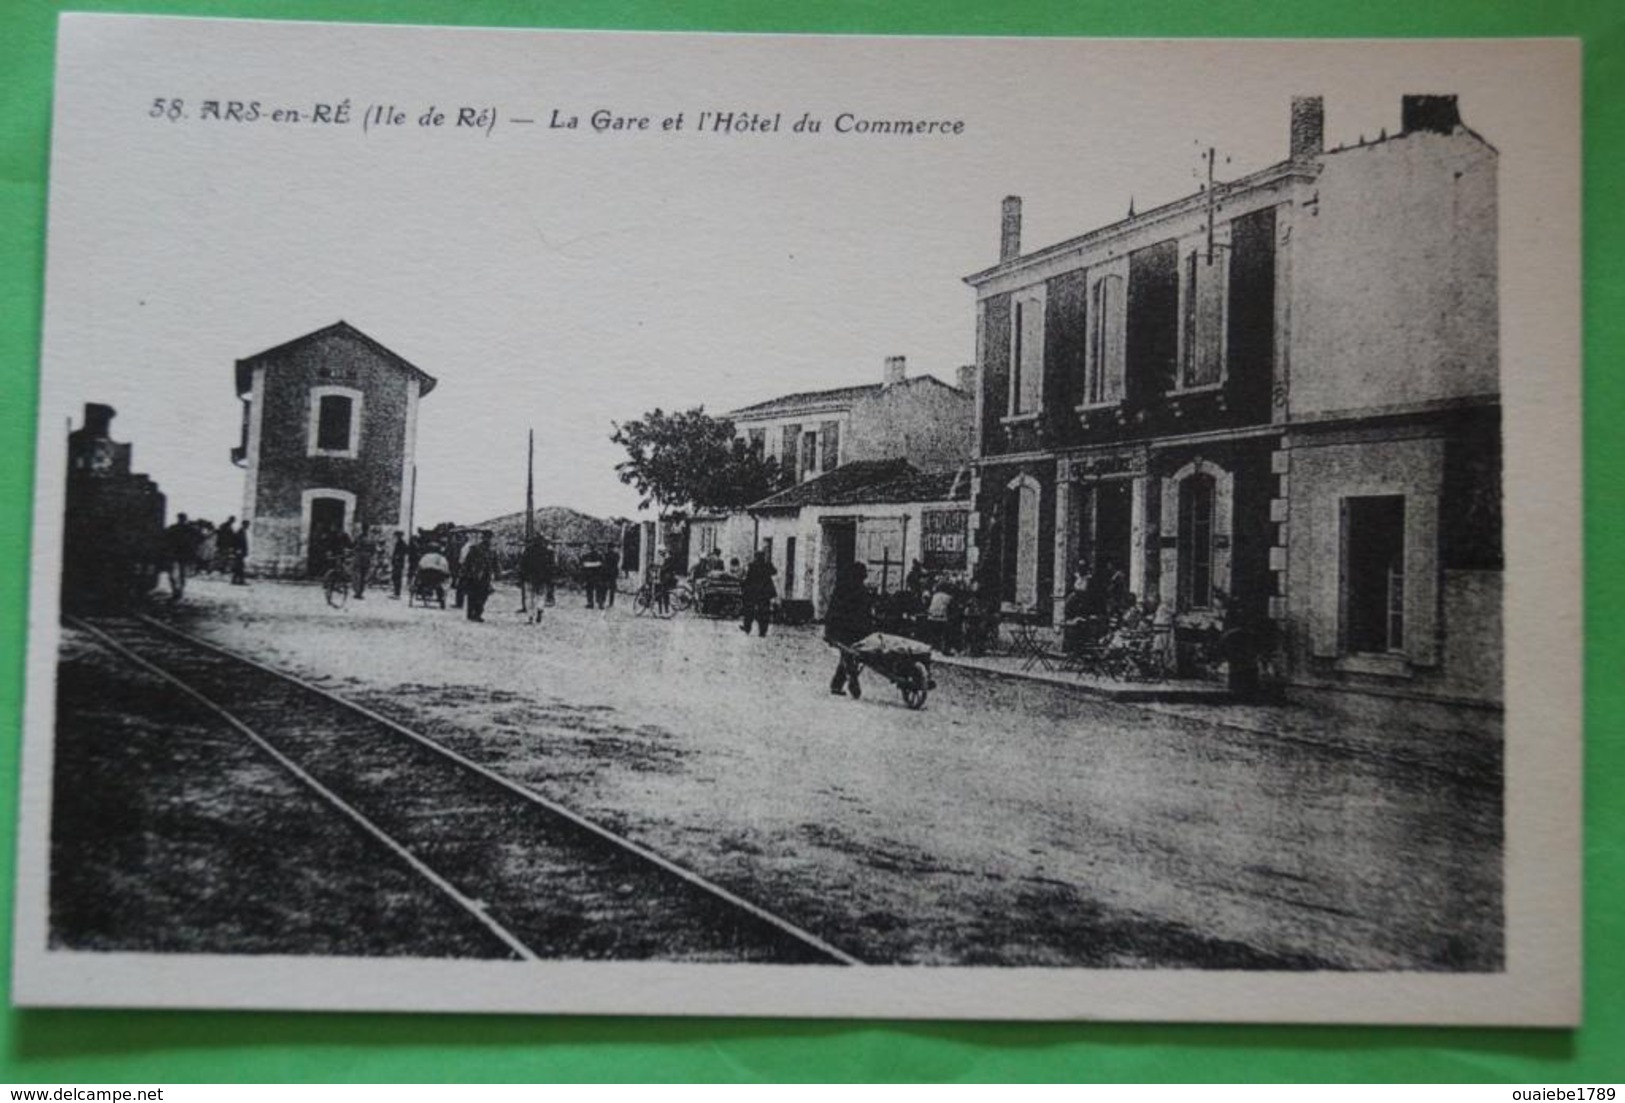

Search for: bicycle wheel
xmin=324 ymin=572 xmax=350 ymax=609
xmin=633 ymin=587 xmax=653 ymax=617
xmin=669 ymin=588 xmax=693 ymax=614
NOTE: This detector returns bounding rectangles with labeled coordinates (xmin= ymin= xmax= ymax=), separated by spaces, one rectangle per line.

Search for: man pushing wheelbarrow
xmin=825 ymin=561 xmax=937 ymax=709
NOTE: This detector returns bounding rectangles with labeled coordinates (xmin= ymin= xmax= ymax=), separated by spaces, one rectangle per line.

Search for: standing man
xmin=519 ymin=536 xmax=554 ymax=620
xmin=461 ymin=531 xmax=496 ymax=622
xmin=230 ymin=520 xmax=250 ymax=586
xmin=655 ymin=551 xmax=677 ymax=616
xmin=740 ymin=548 xmax=778 ymax=637
xmin=603 ymin=542 xmax=620 ymax=609
xmin=538 ymin=537 xmax=556 ymax=607
xmin=825 ymin=561 xmax=873 ymax=698
xmin=215 ymin=516 xmax=237 ymax=575
xmin=580 ymin=545 xmax=605 ymax=609
xmin=448 ymin=533 xmax=465 ymax=608
xmin=390 ymin=531 xmax=409 ymax=599
xmin=162 ymin=512 xmax=193 ymax=601
xmin=352 ymin=524 xmax=376 ymax=600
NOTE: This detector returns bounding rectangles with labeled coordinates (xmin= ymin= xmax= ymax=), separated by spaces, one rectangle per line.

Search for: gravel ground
xmin=51 ymin=631 xmax=519 ymax=958
xmin=102 ymin=575 xmax=1501 ymax=969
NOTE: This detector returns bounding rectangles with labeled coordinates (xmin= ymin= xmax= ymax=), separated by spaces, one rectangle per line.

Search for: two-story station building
xmin=966 ymin=94 xmax=1501 ymax=705
xmin=233 ymin=321 xmax=436 ymax=576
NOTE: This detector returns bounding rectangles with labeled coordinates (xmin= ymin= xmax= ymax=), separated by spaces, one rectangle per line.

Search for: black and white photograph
xmin=15 ymin=17 xmax=1581 ymax=1022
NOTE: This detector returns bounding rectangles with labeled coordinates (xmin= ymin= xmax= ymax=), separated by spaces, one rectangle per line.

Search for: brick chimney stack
xmin=1000 ymin=196 xmax=1022 ymax=262
xmin=1290 ymin=95 xmax=1324 ymax=159
xmin=883 ymin=355 xmax=907 ymax=387
xmin=1402 ymin=94 xmax=1461 ymax=135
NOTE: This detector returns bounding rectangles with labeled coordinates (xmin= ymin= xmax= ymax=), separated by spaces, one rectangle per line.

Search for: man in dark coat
xmin=230 ymin=520 xmax=250 ymax=585
xmin=162 ymin=513 xmax=194 ymax=600
xmin=824 ymin=561 xmax=873 ymax=698
xmin=461 ymin=531 xmax=497 ymax=622
xmin=580 ymin=546 xmax=605 ymax=609
xmin=215 ymin=517 xmax=237 ymax=575
xmin=602 ymin=544 xmax=620 ymax=609
xmin=390 ymin=531 xmax=409 ymax=598
xmin=740 ymin=548 xmax=778 ymax=637
xmin=352 ymin=525 xmax=375 ymax=599
xmin=518 ymin=536 xmax=556 ymax=620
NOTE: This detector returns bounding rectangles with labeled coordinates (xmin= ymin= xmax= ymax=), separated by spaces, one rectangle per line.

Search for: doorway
xmin=1073 ymin=479 xmax=1133 ymax=587
xmin=307 ymin=496 xmax=348 ymax=575
xmin=819 ymin=519 xmax=856 ymax=613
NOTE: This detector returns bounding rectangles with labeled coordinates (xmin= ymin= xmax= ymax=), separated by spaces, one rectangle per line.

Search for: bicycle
xmin=632 ymin=578 xmax=693 ymax=618
xmin=321 ymin=553 xmax=353 ymax=610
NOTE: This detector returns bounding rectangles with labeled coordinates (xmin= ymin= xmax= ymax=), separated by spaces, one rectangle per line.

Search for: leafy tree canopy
xmin=611 ymin=407 xmax=788 ymax=516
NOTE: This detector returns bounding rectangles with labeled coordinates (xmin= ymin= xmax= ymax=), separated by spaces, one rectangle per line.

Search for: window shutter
xmin=1405 ymin=492 xmax=1441 ymax=666
xmin=820 ymin=421 xmax=840 ymax=472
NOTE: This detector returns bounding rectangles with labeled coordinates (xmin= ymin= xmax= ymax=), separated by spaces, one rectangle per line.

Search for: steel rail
xmin=116 ymin=613 xmax=861 ymax=966
xmin=67 ymin=614 xmax=541 ymax=962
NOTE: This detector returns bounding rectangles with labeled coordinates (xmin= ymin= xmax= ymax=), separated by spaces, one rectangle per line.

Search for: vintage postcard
xmin=13 ymin=15 xmax=1581 ymax=1022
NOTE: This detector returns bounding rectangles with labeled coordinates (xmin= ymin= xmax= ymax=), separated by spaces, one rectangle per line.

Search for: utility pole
xmin=525 ymin=428 xmax=535 ymax=544
xmin=1197 ymin=143 xmax=1232 ymax=265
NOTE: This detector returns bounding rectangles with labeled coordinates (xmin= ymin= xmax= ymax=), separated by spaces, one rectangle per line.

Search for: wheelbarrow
xmin=833 ymin=632 xmax=936 ymax=710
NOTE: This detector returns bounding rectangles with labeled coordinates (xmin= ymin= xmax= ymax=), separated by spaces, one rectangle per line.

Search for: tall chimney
xmin=883 ymin=355 xmax=907 ymax=387
xmin=1402 ymin=94 xmax=1461 ymax=135
xmin=956 ymin=363 xmax=977 ymax=393
xmin=1000 ymin=196 xmax=1022 ymax=262
xmin=1290 ymin=96 xmax=1324 ymax=159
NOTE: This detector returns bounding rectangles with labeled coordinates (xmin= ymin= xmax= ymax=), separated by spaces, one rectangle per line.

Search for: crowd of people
xmin=160 ymin=512 xmax=250 ymax=599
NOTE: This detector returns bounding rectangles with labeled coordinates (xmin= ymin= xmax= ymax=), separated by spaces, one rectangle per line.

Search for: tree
xmin=610 ymin=407 xmax=788 ymax=517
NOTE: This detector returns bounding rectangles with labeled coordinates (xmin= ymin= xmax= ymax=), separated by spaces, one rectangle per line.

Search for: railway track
xmin=66 ymin=613 xmax=859 ymax=966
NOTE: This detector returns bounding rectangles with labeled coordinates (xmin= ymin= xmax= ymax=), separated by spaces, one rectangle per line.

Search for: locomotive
xmin=61 ymin=403 xmax=166 ymax=612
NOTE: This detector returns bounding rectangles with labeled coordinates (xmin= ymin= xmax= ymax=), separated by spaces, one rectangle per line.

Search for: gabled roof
xmin=727 ymin=383 xmax=881 ymax=420
xmin=235 ymin=320 xmax=438 ymax=398
xmin=726 ymin=374 xmax=962 ymax=421
xmin=749 ymin=458 xmax=971 ymax=513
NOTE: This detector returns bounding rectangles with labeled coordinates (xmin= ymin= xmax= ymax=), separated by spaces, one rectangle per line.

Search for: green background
xmin=1 ymin=0 xmax=1618 ymax=1083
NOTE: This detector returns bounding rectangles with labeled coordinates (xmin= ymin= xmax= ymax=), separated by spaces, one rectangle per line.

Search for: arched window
xmin=1002 ymin=475 xmax=1042 ymax=608
xmin=1177 ymin=472 xmax=1216 ymax=610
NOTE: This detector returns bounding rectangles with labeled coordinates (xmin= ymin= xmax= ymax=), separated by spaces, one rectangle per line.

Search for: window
xmin=1085 ymin=274 xmax=1126 ymax=406
xmin=1177 ymin=472 xmax=1215 ymax=610
xmin=308 ymin=386 xmax=362 ymax=457
xmin=1126 ymin=239 xmax=1179 ymax=399
xmin=820 ymin=420 xmax=840 ymax=473
xmin=800 ymin=430 xmax=819 ymax=482
xmin=781 ymin=424 xmax=801 ymax=469
xmin=1009 ymin=291 xmax=1044 ymax=416
xmin=1344 ymin=495 xmax=1407 ymax=653
xmin=316 ymin=395 xmax=352 ymax=451
xmin=747 ymin=428 xmax=766 ymax=456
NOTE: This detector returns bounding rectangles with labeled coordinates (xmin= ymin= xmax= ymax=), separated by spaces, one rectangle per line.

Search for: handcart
xmin=410 ymin=551 xmax=450 ymax=609
xmin=833 ymin=632 xmax=936 ymax=710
